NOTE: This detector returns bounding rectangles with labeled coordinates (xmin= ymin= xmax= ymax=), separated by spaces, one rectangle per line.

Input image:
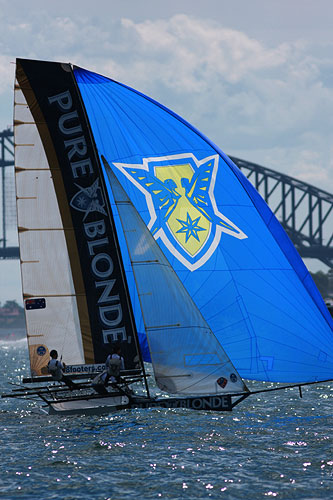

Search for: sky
xmin=1 ymin=0 xmax=333 ymax=303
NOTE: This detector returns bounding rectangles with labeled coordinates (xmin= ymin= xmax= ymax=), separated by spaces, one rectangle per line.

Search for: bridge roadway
xmin=1 ymin=129 xmax=333 ymax=267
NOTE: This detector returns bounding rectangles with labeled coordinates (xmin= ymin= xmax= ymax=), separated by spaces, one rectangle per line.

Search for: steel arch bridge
xmin=230 ymin=156 xmax=333 ymax=268
xmin=1 ymin=129 xmax=332 ymax=267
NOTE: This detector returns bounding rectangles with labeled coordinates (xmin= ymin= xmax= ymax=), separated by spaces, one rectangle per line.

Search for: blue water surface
xmin=1 ymin=337 xmax=332 ymax=499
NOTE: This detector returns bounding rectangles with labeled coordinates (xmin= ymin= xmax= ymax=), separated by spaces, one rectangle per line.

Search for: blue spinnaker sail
xmin=74 ymin=67 xmax=333 ymax=383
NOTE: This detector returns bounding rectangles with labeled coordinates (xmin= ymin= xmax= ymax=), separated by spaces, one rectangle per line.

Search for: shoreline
xmin=0 ymin=327 xmax=26 ymax=341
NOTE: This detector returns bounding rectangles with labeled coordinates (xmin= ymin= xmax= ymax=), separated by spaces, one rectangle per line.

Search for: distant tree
xmin=2 ymin=300 xmax=24 ymax=312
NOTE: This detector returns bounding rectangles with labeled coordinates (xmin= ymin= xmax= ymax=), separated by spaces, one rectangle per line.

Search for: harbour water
xmin=1 ymin=337 xmax=332 ymax=499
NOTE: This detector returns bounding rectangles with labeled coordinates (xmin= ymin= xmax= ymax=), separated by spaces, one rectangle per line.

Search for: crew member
xmin=47 ymin=350 xmax=76 ymax=390
xmin=91 ymin=344 xmax=125 ymax=394
xmin=105 ymin=344 xmax=125 ymax=385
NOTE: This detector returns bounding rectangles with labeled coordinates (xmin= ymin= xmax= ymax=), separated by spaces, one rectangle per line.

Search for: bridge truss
xmin=230 ymin=157 xmax=333 ymax=268
xmin=0 ymin=128 xmax=332 ymax=267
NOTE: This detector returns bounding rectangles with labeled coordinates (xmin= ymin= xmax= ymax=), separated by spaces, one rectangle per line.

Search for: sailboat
xmin=2 ymin=58 xmax=333 ymax=415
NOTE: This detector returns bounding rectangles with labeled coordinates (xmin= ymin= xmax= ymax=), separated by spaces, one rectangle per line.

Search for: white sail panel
xmin=15 ymin=170 xmax=63 ymax=229
xmin=14 ymin=83 xmax=84 ymax=375
xmin=15 ymin=90 xmax=51 ymax=172
xmin=105 ymin=162 xmax=247 ymax=395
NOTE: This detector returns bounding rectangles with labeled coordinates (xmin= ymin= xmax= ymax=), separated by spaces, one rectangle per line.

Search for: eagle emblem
xmin=112 ymin=153 xmax=247 ymax=270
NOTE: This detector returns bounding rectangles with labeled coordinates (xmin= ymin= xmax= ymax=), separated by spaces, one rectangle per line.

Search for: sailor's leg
xmin=62 ymin=375 xmax=76 ymax=390
xmin=92 ymin=384 xmax=108 ymax=395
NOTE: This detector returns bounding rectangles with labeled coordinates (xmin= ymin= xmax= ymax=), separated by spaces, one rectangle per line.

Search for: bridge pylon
xmin=0 ymin=128 xmax=19 ymax=259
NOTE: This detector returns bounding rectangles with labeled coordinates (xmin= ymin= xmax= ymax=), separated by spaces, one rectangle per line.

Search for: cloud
xmin=0 ymin=55 xmax=14 ymax=93
xmin=121 ymin=15 xmax=290 ymax=87
xmin=0 ymin=11 xmax=333 ymax=191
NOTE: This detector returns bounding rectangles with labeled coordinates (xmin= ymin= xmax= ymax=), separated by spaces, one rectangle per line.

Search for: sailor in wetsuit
xmin=47 ymin=350 xmax=75 ymax=390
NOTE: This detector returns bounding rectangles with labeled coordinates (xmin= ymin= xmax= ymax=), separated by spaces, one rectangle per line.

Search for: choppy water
xmin=1 ymin=339 xmax=332 ymax=499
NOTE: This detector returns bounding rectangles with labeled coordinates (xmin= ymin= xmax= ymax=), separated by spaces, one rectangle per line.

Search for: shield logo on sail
xmin=70 ymin=178 xmax=107 ymax=220
xmin=113 ymin=153 xmax=247 ymax=270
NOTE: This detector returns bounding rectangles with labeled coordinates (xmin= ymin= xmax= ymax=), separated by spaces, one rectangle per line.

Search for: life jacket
xmin=48 ymin=360 xmax=62 ymax=380
xmin=106 ymin=355 xmax=121 ymax=377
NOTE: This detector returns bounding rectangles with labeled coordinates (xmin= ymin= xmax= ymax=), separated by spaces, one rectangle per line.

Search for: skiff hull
xmin=47 ymin=394 xmax=241 ymax=415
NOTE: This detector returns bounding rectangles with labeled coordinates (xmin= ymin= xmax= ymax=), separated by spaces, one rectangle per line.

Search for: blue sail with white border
xmin=74 ymin=67 xmax=333 ymax=384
